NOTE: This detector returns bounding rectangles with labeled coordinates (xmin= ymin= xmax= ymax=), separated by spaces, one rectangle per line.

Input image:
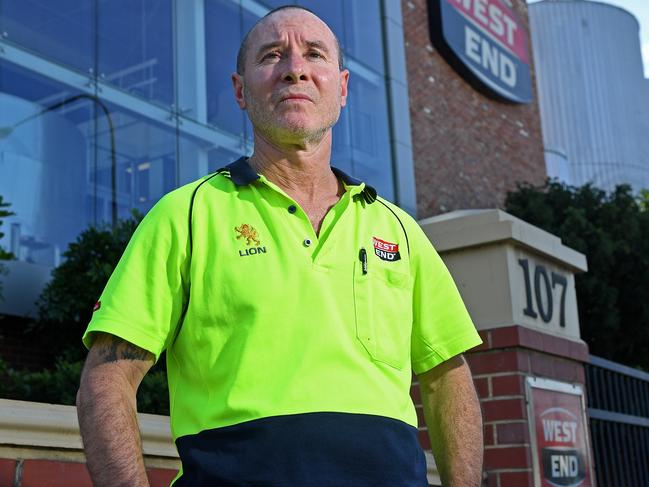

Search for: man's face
xmin=232 ymin=9 xmax=349 ymax=145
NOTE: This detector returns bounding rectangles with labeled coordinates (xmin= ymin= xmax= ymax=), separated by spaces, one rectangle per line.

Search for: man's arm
xmin=418 ymin=354 xmax=483 ymax=487
xmin=76 ymin=332 xmax=155 ymax=487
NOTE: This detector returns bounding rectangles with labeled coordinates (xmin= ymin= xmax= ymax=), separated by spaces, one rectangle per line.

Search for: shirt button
xmin=288 ymin=205 xmax=297 ymax=214
xmin=303 ymin=238 xmax=312 ymax=247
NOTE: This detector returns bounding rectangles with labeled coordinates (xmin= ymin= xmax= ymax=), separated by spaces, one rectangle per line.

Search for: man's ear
xmin=339 ymin=69 xmax=350 ymax=108
xmin=232 ymin=73 xmax=246 ymax=110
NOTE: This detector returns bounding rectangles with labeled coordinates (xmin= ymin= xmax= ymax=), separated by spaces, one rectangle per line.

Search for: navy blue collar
xmin=223 ymin=157 xmax=376 ymax=203
xmin=225 ymin=157 xmax=260 ymax=186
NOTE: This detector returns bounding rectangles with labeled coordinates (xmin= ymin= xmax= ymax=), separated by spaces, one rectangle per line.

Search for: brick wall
xmin=0 ymin=458 xmax=177 ymax=487
xmin=467 ymin=326 xmax=589 ymax=487
xmin=402 ymin=0 xmax=547 ymax=218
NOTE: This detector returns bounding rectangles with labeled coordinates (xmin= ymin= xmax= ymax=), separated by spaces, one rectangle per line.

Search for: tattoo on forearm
xmin=98 ymin=335 xmax=151 ymax=362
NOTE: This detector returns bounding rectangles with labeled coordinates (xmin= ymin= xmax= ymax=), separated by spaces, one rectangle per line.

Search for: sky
xmin=528 ymin=0 xmax=649 ymax=77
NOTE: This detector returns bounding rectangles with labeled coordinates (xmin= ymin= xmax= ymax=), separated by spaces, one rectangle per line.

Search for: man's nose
xmin=282 ymin=52 xmax=308 ymax=83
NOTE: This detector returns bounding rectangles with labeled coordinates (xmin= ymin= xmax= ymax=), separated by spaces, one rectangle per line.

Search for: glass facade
xmin=0 ymin=0 xmax=396 ymax=269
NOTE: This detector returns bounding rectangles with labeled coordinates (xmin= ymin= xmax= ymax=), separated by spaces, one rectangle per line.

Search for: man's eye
xmin=308 ymin=51 xmax=324 ymax=59
xmin=263 ymin=51 xmax=281 ymax=60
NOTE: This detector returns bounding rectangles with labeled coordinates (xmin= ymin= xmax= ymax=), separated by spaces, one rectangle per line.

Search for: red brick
xmin=410 ymin=382 xmax=422 ymax=404
xmin=22 ymin=459 xmax=92 ymax=487
xmin=484 ymin=470 xmax=499 ymax=487
xmin=466 ymin=350 xmax=529 ymax=375
xmin=499 ymin=470 xmax=533 ymax=486
xmin=529 ymin=351 xmax=554 ymax=378
xmin=553 ymin=357 xmax=584 ymax=383
xmin=569 ymin=340 xmax=590 ymax=362
xmin=0 ymin=459 xmax=16 ymax=487
xmin=484 ymin=446 xmax=531 ymax=470
xmin=415 ymin=405 xmax=426 ymax=427
xmin=575 ymin=365 xmax=585 ymax=384
xmin=517 ymin=326 xmax=545 ymax=351
xmin=471 ymin=330 xmax=491 ymax=352
xmin=147 ymin=468 xmax=179 ymax=487
xmin=484 ymin=423 xmax=495 ymax=446
xmin=490 ymin=326 xmax=520 ymax=348
xmin=482 ymin=398 xmax=526 ymax=422
xmin=541 ymin=333 xmax=571 ymax=358
xmin=404 ymin=0 xmax=546 ymax=218
xmin=473 ymin=377 xmax=490 ymax=398
xmin=417 ymin=429 xmax=431 ymax=450
xmin=496 ymin=421 xmax=530 ymax=445
xmin=491 ymin=374 xmax=524 ymax=397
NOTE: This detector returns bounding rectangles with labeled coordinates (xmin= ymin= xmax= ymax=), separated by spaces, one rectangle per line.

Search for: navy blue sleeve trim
xmin=172 ymin=170 xmax=223 ymax=347
xmin=188 ymin=171 xmax=224 ymax=255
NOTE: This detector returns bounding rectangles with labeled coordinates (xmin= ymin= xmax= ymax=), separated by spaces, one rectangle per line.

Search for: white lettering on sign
xmin=474 ymin=0 xmax=488 ymax=24
xmin=551 ymin=454 xmax=579 ymax=477
xmin=542 ymin=420 xmax=578 ymax=443
xmin=454 ymin=0 xmax=518 ymax=48
xmin=464 ymin=26 xmax=517 ymax=87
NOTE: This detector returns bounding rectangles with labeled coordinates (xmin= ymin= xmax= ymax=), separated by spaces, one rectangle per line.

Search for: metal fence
xmin=586 ymin=355 xmax=649 ymax=486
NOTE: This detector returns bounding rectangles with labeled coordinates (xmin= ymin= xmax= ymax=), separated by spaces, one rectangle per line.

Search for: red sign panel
xmin=528 ymin=379 xmax=594 ymax=487
xmin=428 ymin=0 xmax=533 ymax=103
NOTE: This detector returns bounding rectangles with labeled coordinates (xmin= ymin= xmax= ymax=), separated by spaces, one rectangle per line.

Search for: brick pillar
xmin=417 ymin=209 xmax=595 ymax=487
xmin=467 ymin=325 xmax=588 ymax=486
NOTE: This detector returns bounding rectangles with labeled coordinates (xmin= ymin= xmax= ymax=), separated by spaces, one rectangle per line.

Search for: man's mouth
xmin=279 ymin=94 xmax=313 ymax=103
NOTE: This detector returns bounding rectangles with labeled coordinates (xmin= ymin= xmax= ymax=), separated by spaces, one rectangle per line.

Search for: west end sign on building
xmin=428 ymin=0 xmax=533 ymax=103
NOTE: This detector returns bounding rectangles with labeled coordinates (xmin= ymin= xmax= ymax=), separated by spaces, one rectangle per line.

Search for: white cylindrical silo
xmin=529 ymin=0 xmax=649 ymax=191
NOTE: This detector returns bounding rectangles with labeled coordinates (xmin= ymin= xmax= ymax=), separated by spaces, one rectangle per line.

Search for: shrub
xmin=505 ymin=180 xmax=649 ymax=370
xmin=0 ymin=357 xmax=169 ymax=415
xmin=1 ymin=209 xmax=171 ymax=414
xmin=26 ymin=212 xmax=143 ymax=363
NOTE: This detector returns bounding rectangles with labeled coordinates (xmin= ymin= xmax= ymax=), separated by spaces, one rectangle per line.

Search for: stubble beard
xmin=245 ymin=92 xmax=341 ymax=147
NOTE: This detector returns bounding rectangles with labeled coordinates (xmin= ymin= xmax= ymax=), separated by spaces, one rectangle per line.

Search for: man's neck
xmin=248 ymin=131 xmax=339 ymax=201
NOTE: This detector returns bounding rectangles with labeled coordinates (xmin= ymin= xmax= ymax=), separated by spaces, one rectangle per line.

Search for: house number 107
xmin=518 ymin=259 xmax=567 ymax=328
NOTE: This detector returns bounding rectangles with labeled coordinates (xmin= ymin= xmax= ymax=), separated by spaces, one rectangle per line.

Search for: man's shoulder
xmin=373 ymin=196 xmax=419 ymax=232
xmin=158 ymin=171 xmax=235 ymax=206
xmin=144 ymin=171 xmax=235 ymax=223
xmin=372 ymin=195 xmax=438 ymax=257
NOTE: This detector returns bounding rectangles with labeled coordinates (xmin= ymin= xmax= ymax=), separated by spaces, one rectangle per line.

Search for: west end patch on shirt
xmin=373 ymin=237 xmax=401 ymax=262
xmin=235 ymin=223 xmax=267 ymax=257
xmin=93 ymin=301 xmax=101 ymax=312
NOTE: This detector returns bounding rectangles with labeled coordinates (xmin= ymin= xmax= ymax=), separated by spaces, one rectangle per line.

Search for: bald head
xmin=236 ymin=5 xmax=344 ymax=75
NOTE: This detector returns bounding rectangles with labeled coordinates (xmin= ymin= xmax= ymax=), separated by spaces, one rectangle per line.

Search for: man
xmin=77 ymin=5 xmax=484 ymax=486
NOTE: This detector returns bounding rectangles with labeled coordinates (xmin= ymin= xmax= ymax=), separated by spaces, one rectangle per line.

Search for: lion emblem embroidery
xmin=234 ymin=224 xmax=260 ymax=246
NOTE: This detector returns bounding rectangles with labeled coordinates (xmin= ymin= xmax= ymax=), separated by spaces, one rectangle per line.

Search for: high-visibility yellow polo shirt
xmin=83 ymin=157 xmax=481 ymax=486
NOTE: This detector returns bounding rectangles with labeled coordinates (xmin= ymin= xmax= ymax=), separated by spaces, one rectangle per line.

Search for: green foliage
xmin=1 ymin=209 xmax=171 ymax=415
xmin=0 ymin=196 xmax=15 ymax=301
xmin=137 ymin=364 xmax=170 ymax=415
xmin=26 ymin=211 xmax=144 ymax=362
xmin=0 ymin=357 xmax=169 ymax=415
xmin=0 ymin=357 xmax=83 ymax=406
xmin=505 ymin=180 xmax=649 ymax=369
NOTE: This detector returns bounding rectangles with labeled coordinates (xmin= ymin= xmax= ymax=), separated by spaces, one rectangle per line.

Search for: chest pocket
xmin=353 ymin=260 xmax=413 ymax=370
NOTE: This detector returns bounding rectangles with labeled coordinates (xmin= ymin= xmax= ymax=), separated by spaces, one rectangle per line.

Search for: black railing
xmin=586 ymin=355 xmax=649 ymax=486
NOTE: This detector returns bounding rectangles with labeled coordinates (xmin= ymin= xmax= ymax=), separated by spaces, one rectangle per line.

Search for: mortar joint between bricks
xmin=484 ymin=443 xmax=531 ymax=450
xmin=480 ymin=395 xmax=525 ymax=402
xmin=13 ymin=458 xmax=24 ymax=487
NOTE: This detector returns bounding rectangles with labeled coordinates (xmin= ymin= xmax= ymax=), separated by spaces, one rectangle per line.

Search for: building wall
xmin=530 ymin=0 xmax=649 ymax=192
xmin=402 ymin=0 xmax=547 ymax=219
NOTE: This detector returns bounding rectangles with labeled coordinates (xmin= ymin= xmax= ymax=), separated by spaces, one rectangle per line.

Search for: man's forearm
xmin=419 ymin=356 xmax=483 ymax=486
xmin=77 ymin=371 xmax=149 ymax=487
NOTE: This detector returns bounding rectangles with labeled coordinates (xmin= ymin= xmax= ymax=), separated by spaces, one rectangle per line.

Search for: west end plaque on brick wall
xmin=428 ymin=0 xmax=533 ymax=103
xmin=526 ymin=378 xmax=595 ymax=487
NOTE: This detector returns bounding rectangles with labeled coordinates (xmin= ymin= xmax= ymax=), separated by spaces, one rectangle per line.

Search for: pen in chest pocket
xmin=359 ymin=248 xmax=368 ymax=275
